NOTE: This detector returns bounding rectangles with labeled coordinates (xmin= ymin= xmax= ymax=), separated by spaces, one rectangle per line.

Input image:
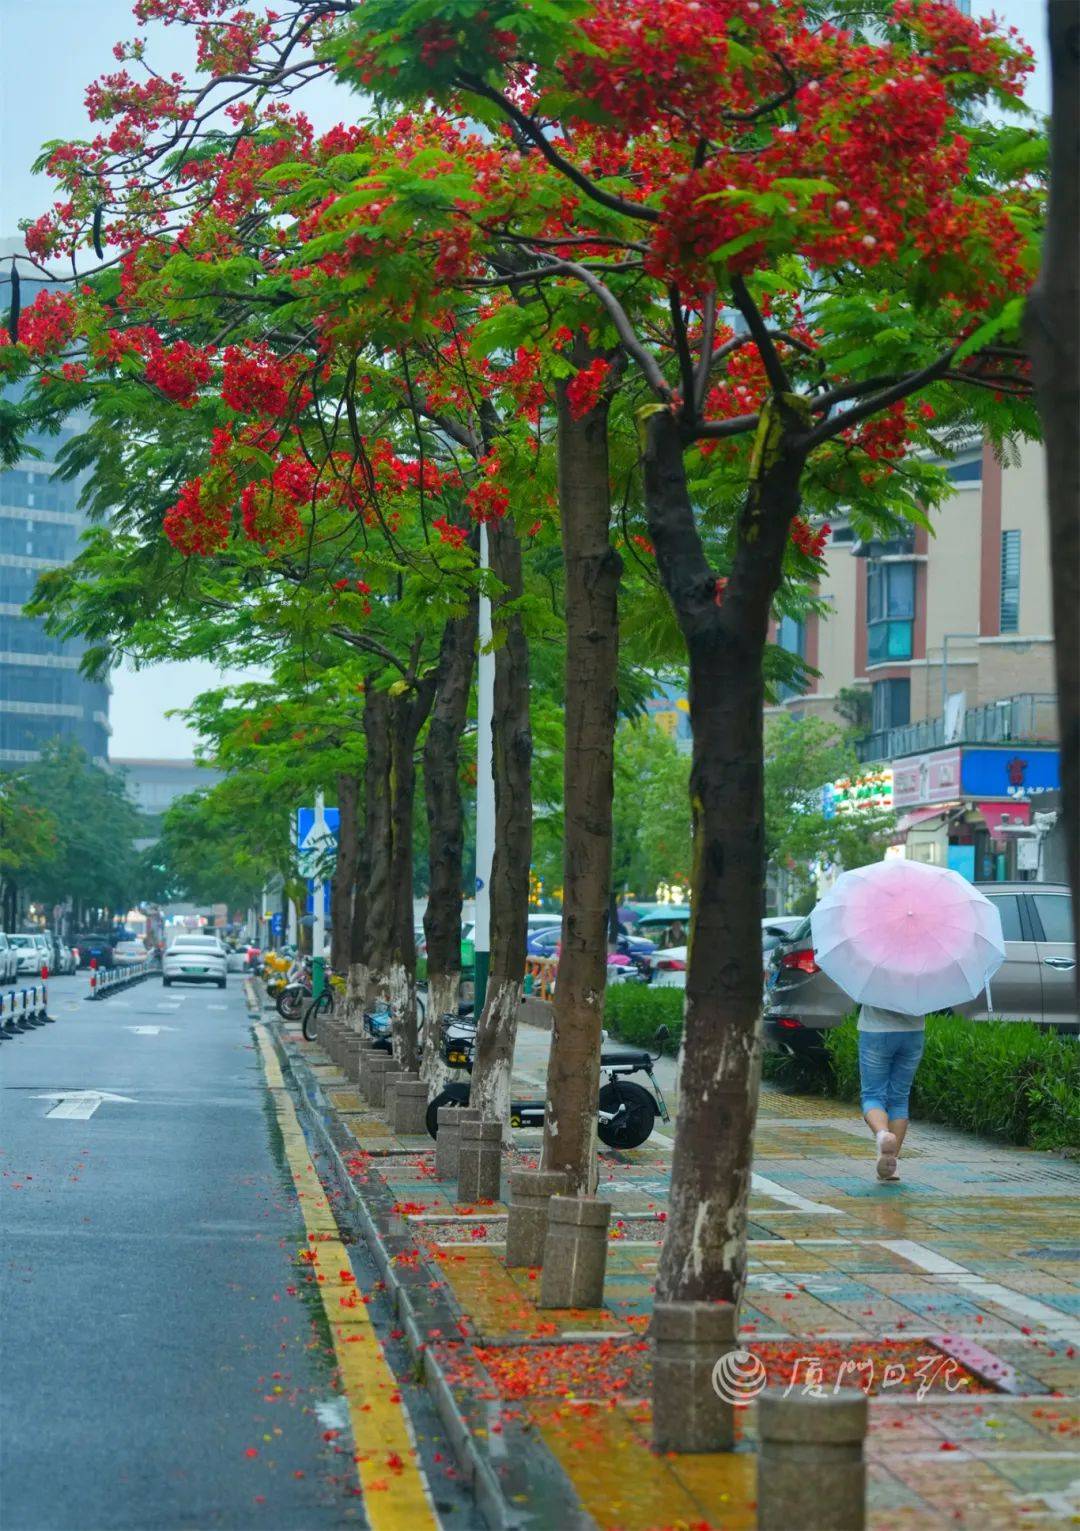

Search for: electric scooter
xmin=426 ymin=1018 xmax=671 ymax=1149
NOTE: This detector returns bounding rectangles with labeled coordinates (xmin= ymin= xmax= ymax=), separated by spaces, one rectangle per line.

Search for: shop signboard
xmin=960 ymin=747 xmax=1060 ymax=801
xmin=892 ymin=747 xmax=961 ymax=810
xmin=823 ymin=767 xmax=893 ymax=819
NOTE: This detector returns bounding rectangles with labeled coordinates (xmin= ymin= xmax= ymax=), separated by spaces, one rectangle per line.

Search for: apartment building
xmin=771 ymin=438 xmax=1061 ymax=882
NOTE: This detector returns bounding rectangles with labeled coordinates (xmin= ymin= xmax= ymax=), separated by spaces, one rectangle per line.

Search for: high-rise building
xmin=0 ymin=271 xmax=111 ymax=765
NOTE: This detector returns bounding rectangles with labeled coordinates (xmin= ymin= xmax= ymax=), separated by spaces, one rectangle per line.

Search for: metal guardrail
xmin=857 ymin=693 xmax=1059 ymax=765
xmin=87 ymin=955 xmax=159 ymax=999
xmin=1 ymin=982 xmax=51 ymax=1029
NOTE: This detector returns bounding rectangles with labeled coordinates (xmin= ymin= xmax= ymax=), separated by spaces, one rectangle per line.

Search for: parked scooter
xmin=275 ymin=956 xmax=313 ymax=1020
xmin=426 ymin=1019 xmax=671 ymax=1149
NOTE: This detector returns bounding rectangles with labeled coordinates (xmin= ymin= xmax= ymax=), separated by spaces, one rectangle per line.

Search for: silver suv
xmin=764 ymin=882 xmax=1076 ymax=1055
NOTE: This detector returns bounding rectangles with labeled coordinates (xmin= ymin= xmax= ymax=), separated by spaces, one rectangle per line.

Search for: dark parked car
xmin=764 ymin=882 xmax=1077 ymax=1055
xmin=74 ymin=932 xmax=116 ymax=969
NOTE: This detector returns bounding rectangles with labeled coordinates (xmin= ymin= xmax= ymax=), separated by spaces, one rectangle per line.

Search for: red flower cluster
xmin=566 ymin=357 xmax=611 ymax=420
xmin=465 ymin=451 xmax=509 ymax=523
xmin=790 ymin=519 xmax=830 ymax=560
xmin=240 ymin=480 xmax=302 ymax=551
xmin=221 ymin=343 xmax=297 ymax=418
xmin=145 ymin=339 xmax=212 ymax=406
xmin=432 ymin=517 xmax=468 ymax=549
xmin=163 ymin=476 xmax=231 ymax=556
xmin=17 ymin=290 xmax=77 ymax=356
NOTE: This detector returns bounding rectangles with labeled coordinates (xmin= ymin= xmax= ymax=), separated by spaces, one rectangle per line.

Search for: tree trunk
xmin=1026 ymin=0 xmax=1080 ymax=956
xmin=470 ymin=514 xmax=532 ymax=1122
xmin=644 ymin=409 xmax=804 ymax=1307
xmin=330 ymin=772 xmax=360 ymax=975
xmin=387 ymin=691 xmax=420 ymax=1072
xmin=421 ymin=593 xmax=479 ymax=1091
xmin=345 ymin=809 xmax=371 ymax=1022
xmin=362 ymin=684 xmax=393 ymax=1009
xmin=542 ymin=373 xmax=621 ymax=1194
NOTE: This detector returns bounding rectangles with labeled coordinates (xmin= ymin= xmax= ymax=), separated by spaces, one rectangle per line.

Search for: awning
xmin=894 ymin=806 xmax=952 ymax=837
xmin=977 ymin=801 xmax=1032 ymax=842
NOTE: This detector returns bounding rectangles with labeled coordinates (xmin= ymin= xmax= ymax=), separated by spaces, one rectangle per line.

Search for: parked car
xmin=764 ymin=882 xmax=1077 ymax=1054
xmin=163 ymin=934 xmax=227 ymax=989
xmin=74 ymin=932 xmax=116 ymax=969
xmin=0 ymin=933 xmax=18 ymax=985
xmin=112 ymin=940 xmax=149 ymax=968
xmin=9 ymin=934 xmax=46 ymax=976
xmin=648 ymin=917 xmax=805 ymax=989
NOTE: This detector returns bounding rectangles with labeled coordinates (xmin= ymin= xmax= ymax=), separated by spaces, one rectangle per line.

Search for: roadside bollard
xmin=355 ymin=1040 xmax=383 ymax=1092
xmin=343 ymin=1033 xmax=374 ymax=1084
xmin=390 ymin=1079 xmax=429 ymax=1136
xmin=324 ymin=1017 xmax=344 ymax=1064
xmin=505 ymin=1169 xmax=570 ymax=1268
xmin=757 ymin=1390 xmax=868 ymax=1531
xmin=538 ymin=1196 xmax=611 ymax=1309
xmin=457 ymin=1118 xmax=503 ymax=1202
xmin=652 ymin=1301 xmax=737 ymax=1453
xmin=435 ymin=1106 xmax=479 ymax=1182
xmin=383 ymin=1070 xmax=418 ymax=1122
xmin=364 ymin=1053 xmax=395 ymax=1108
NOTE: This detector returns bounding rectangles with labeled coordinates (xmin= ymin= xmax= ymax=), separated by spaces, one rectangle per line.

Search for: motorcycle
xmin=426 ymin=1018 xmax=671 ymax=1149
xmin=275 ymin=956 xmax=313 ymax=1020
xmin=361 ymin=997 xmax=474 ymax=1053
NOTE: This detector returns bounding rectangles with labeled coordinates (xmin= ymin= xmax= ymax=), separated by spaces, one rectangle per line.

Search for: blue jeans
xmin=858 ymin=1031 xmax=925 ymax=1119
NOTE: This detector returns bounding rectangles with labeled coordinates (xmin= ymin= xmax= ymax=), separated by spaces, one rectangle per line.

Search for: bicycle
xmin=301 ymin=972 xmax=344 ymax=1042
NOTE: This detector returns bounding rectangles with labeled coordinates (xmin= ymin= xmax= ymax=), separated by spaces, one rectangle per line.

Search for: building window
xmin=1000 ymin=529 xmax=1020 ymax=634
xmin=775 ymin=615 xmax=805 ymax=701
xmin=871 ymin=678 xmax=910 ymax=734
xmin=946 ymin=456 xmax=981 ymax=484
xmin=867 ymin=560 xmax=914 ymax=663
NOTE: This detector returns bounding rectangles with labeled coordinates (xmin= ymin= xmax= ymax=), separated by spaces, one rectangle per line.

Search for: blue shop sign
xmin=960 ymin=747 xmax=1060 ymax=800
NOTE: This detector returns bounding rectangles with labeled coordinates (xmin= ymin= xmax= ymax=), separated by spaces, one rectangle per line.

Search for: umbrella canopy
xmin=811 ymin=859 xmax=1005 ymax=1016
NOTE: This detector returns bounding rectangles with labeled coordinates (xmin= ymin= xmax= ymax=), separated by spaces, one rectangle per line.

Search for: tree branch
xmin=805 ymin=348 xmax=956 ymax=447
xmin=731 ymin=273 xmax=791 ymax=395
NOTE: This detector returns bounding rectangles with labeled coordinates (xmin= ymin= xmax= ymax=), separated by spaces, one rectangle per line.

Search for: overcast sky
xmin=0 ymin=0 xmax=1050 ymax=756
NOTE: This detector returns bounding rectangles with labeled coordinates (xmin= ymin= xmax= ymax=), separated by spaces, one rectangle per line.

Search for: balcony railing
xmin=857 ymin=693 xmax=1058 ymax=764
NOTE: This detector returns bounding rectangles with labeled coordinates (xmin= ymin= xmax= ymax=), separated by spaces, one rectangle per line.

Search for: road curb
xmin=254 ymin=992 xmax=591 ymax=1531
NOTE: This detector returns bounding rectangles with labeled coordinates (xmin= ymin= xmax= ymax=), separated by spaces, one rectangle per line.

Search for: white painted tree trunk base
xmin=421 ymin=970 xmax=460 ymax=1095
xmin=470 ymin=976 xmax=520 ymax=1126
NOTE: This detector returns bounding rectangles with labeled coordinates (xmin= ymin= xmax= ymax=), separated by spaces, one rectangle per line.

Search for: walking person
xmin=857 ymin=1004 xmax=925 ymax=1181
xmin=810 ymin=859 xmax=1007 ymax=1186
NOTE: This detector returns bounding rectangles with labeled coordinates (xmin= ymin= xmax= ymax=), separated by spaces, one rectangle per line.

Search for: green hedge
xmin=604 ymin=984 xmax=685 ymax=1054
xmin=610 ymin=993 xmax=1079 ymax=1153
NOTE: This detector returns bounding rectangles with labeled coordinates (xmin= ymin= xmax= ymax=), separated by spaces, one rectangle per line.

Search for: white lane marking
xmin=125 ymin=1025 xmax=177 ymax=1035
xmin=208 ymin=1004 xmax=227 ymax=1011
xmin=35 ymin=1089 xmax=138 ymax=1120
xmin=314 ymin=1398 xmax=350 ymax=1433
xmin=880 ymin=1239 xmax=1078 ymax=1334
xmin=751 ymin=1172 xmax=844 ymax=1216
xmin=155 ymin=1003 xmax=182 ymax=1011
xmin=879 ymin=1239 xmax=966 ymax=1275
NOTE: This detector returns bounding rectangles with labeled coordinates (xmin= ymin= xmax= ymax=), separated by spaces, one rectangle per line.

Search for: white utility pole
xmin=312 ymin=788 xmax=327 ymax=958
xmin=474 ymin=523 xmax=495 ymax=1009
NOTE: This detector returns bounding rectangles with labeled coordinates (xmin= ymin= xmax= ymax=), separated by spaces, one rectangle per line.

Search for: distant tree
xmin=0 ymin=773 xmax=58 ymax=929
xmin=835 ymin=685 xmax=874 ymax=736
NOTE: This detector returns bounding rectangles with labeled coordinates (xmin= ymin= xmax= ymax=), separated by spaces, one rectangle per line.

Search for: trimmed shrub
xmin=824 ymin=1014 xmax=1079 ymax=1152
xmin=607 ymin=990 xmax=1079 ymax=1152
xmin=604 ymin=984 xmax=684 ymax=1054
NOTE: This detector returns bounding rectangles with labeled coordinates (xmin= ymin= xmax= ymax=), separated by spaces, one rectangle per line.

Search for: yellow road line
xmin=253 ymin=1024 xmax=438 ymax=1530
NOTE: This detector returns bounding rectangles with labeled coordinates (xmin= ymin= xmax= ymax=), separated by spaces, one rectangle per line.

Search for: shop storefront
xmin=890 ymin=745 xmax=1061 ymax=881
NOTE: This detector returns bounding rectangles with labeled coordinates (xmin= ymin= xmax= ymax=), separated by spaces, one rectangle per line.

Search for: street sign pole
xmin=474 ymin=523 xmax=495 ymax=1012
xmin=312 ymin=789 xmax=327 ymax=997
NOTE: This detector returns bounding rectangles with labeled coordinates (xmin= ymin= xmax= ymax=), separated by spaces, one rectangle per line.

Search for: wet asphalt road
xmin=0 ymin=970 xmax=368 ymax=1530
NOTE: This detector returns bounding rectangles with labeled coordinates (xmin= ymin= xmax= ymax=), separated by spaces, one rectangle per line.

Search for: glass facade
xmin=872 ymin=677 xmax=911 ymax=734
xmin=0 ymin=292 xmax=110 ymax=762
xmin=867 ymin=560 xmax=915 ymax=664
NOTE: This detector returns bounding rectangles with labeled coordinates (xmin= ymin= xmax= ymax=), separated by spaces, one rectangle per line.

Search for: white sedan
xmin=648 ymin=917 xmax=809 ymax=988
xmin=163 ymin=936 xmax=227 ymax=989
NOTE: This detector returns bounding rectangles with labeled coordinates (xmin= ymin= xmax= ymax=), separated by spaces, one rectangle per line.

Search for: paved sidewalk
xmin=275 ymin=1008 xmax=1080 ymax=1530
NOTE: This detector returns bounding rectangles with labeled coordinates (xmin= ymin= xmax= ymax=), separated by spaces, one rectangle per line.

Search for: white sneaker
xmin=875 ymin=1130 xmax=898 ymax=1180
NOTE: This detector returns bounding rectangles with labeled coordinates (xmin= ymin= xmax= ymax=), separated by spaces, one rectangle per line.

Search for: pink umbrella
xmin=810 ymin=859 xmax=1005 ymax=1016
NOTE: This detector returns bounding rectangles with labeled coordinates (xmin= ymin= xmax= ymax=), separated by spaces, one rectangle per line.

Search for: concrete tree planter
xmin=651 ymin=1300 xmax=737 ymax=1453
xmin=457 ymin=1118 xmax=503 ymax=1202
xmin=389 ymin=1079 xmax=429 ymax=1136
xmin=757 ymin=1390 xmax=868 ymax=1530
xmin=363 ymin=1053 xmax=394 ymax=1107
xmin=505 ymin=1169 xmax=570 ymax=1269
xmin=435 ymin=1106 xmax=479 ymax=1182
xmin=538 ymin=1196 xmax=611 ymax=1309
